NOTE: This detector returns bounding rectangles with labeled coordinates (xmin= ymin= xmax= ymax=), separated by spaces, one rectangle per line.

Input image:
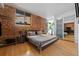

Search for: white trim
xmin=74 ymin=12 xmax=78 ymax=43
xmin=62 ymin=17 xmax=64 ymax=39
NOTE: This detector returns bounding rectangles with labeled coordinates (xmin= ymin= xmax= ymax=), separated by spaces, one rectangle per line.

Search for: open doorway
xmin=64 ymin=15 xmax=75 ymax=42
xmin=64 ymin=22 xmax=74 ymax=42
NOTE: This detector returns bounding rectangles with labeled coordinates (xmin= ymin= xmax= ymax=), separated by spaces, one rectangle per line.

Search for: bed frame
xmin=28 ymin=36 xmax=58 ymax=54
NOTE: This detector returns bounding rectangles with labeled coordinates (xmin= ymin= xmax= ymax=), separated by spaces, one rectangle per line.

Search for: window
xmin=15 ymin=9 xmax=31 ymax=25
xmin=47 ymin=17 xmax=56 ymax=35
xmin=16 ymin=16 xmax=25 ymax=24
xmin=16 ymin=13 xmax=25 ymax=24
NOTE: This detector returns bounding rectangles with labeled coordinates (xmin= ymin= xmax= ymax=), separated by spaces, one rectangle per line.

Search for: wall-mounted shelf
xmin=16 ymin=9 xmax=31 ymax=25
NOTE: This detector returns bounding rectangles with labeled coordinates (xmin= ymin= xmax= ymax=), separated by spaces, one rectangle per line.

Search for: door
xmin=56 ymin=19 xmax=64 ymax=39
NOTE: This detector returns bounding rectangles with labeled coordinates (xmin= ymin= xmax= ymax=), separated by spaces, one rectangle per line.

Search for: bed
xmin=27 ymin=34 xmax=58 ymax=52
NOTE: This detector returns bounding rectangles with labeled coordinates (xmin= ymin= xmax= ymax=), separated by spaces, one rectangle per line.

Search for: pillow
xmin=27 ymin=31 xmax=36 ymax=36
xmin=37 ymin=31 xmax=42 ymax=35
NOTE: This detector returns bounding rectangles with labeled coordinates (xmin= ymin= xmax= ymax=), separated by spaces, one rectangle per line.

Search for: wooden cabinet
xmin=31 ymin=15 xmax=47 ymax=31
xmin=31 ymin=15 xmax=37 ymax=30
xmin=40 ymin=18 xmax=47 ymax=31
xmin=40 ymin=18 xmax=44 ymax=30
xmin=31 ymin=15 xmax=41 ymax=30
xmin=36 ymin=16 xmax=41 ymax=30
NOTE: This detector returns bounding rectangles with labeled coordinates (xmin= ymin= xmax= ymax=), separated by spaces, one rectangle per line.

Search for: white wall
xmin=78 ymin=24 xmax=79 ymax=55
xmin=74 ymin=16 xmax=78 ymax=43
xmin=64 ymin=15 xmax=75 ymax=23
xmin=55 ymin=10 xmax=75 ymax=19
xmin=56 ymin=8 xmax=78 ymax=43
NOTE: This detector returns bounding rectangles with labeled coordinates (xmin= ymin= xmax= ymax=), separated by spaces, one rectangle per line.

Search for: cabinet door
xmin=43 ymin=19 xmax=46 ymax=30
xmin=56 ymin=19 xmax=64 ymax=39
xmin=31 ymin=15 xmax=46 ymax=31
xmin=41 ymin=18 xmax=47 ymax=32
xmin=31 ymin=15 xmax=37 ymax=30
xmin=41 ymin=18 xmax=45 ymax=30
xmin=36 ymin=16 xmax=41 ymax=30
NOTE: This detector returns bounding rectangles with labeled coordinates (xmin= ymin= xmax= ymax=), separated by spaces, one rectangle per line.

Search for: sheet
xmin=28 ymin=34 xmax=57 ymax=48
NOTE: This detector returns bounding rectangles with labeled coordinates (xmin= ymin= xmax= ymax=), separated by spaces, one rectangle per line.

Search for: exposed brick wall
xmin=0 ymin=5 xmax=16 ymax=40
xmin=0 ymin=5 xmax=47 ymax=41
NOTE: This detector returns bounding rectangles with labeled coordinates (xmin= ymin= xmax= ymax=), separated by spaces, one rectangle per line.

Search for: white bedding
xmin=28 ymin=35 xmax=56 ymax=42
xmin=28 ymin=34 xmax=57 ymax=48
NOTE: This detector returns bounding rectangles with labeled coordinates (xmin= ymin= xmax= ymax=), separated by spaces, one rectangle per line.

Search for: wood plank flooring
xmin=0 ymin=39 xmax=77 ymax=56
xmin=64 ymin=34 xmax=75 ymax=42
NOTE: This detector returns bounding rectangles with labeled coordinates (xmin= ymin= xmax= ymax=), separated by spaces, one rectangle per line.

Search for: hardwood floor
xmin=0 ymin=39 xmax=77 ymax=56
xmin=64 ymin=34 xmax=75 ymax=42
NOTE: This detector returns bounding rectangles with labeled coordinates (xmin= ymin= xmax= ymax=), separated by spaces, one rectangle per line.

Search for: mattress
xmin=28 ymin=34 xmax=57 ymax=48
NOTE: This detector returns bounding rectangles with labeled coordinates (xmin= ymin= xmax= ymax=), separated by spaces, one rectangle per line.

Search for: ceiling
xmin=7 ymin=3 xmax=75 ymax=18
